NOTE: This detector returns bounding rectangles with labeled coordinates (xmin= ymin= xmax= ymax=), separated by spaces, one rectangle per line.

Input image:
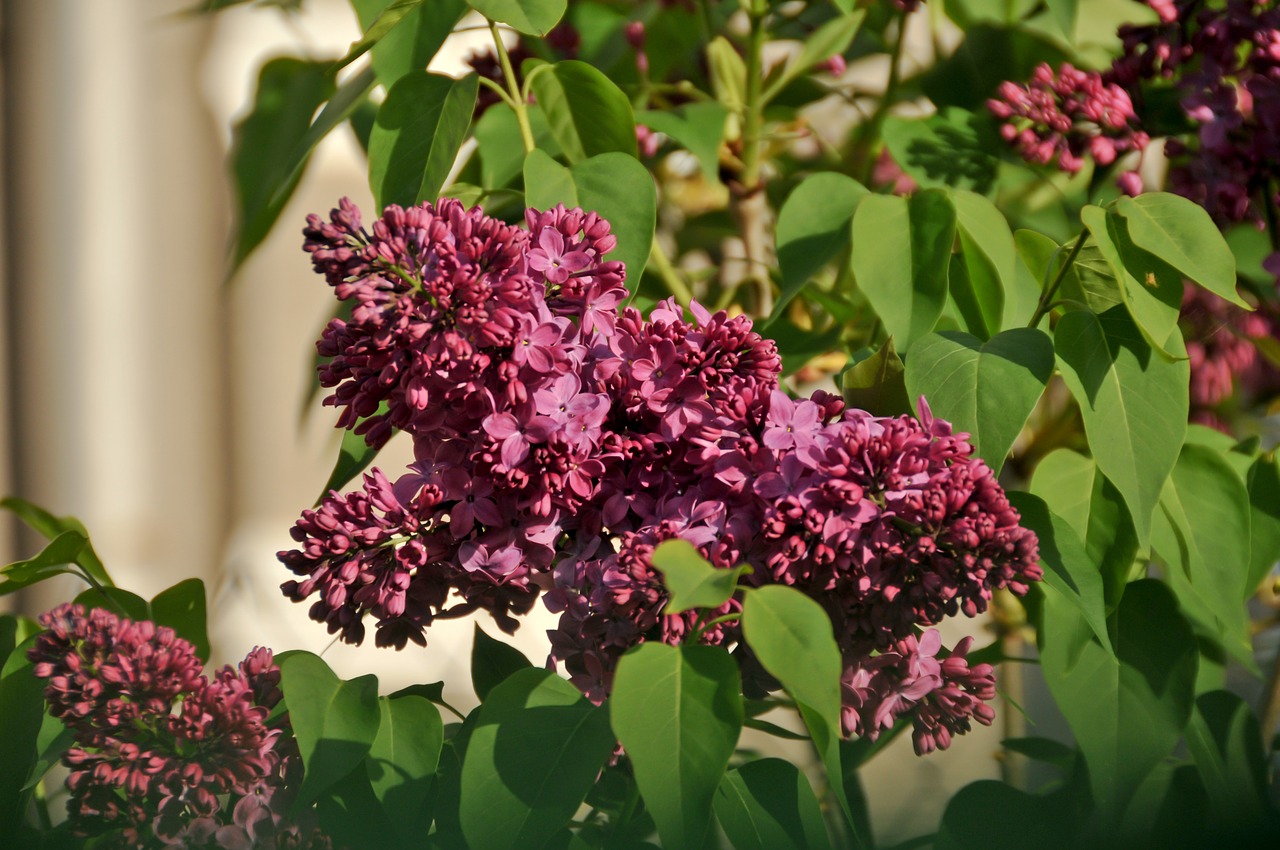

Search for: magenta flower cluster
xmin=987 ymin=62 xmax=1148 ymax=188
xmin=1181 ymin=284 xmax=1280 ymax=429
xmin=284 ymin=197 xmax=1042 ymax=754
xmin=28 ymin=603 xmax=330 ymax=849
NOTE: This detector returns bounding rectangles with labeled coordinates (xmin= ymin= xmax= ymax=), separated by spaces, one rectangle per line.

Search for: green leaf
xmin=523 ymin=150 xmax=656 ymax=282
xmin=1037 ymin=580 xmax=1197 ymax=821
xmin=350 ymin=0 xmax=468 ymax=87
xmin=22 ymin=712 xmax=75 ymax=792
xmin=471 ymin=624 xmax=533 ymax=702
xmin=279 ymin=651 xmax=382 ymax=808
xmin=74 ymin=586 xmax=150 ymax=621
xmin=852 ymin=189 xmax=956 ymax=351
xmin=951 ymin=189 xmax=1014 ymax=338
xmin=460 ymin=668 xmax=616 ymax=849
xmin=1029 ymin=450 xmax=1138 ymax=612
xmin=1044 ymin=0 xmax=1078 ymax=33
xmin=636 ymin=102 xmax=727 ymax=183
xmin=651 ymin=539 xmax=749 ymax=615
xmin=713 ymin=759 xmax=833 ymax=850
xmin=366 ymin=694 xmax=443 ymax=840
xmin=337 ymin=0 xmax=426 ymax=70
xmin=0 ymin=615 xmax=38 ymax=671
xmin=935 ymin=780 xmax=1077 ymax=850
xmin=1007 ymin=492 xmax=1112 ymax=655
xmin=1053 ymin=306 xmax=1188 ymax=547
xmin=1001 ymin=736 xmax=1075 ymax=769
xmin=1 ymin=497 xmax=112 ymax=588
xmin=1112 ymin=193 xmax=1244 ymax=307
xmin=467 ymin=0 xmax=566 ymax=36
xmin=0 ymin=637 xmax=46 ymax=835
xmin=320 ymin=426 xmax=383 ymax=503
xmin=1184 ymin=690 xmax=1269 ymax=835
xmin=0 ymin=530 xmax=85 ymax=595
xmin=368 ymin=71 xmax=478 ymax=208
xmin=840 ymin=337 xmax=912 ymax=417
xmin=881 ymin=108 xmax=1000 ymax=196
xmin=771 ymin=172 xmax=868 ymax=322
xmin=923 ymin=24 xmax=1070 ymax=111
xmin=904 ymin=329 xmax=1053 ymax=473
xmin=741 ymin=586 xmax=862 ymax=847
xmin=1081 ymin=205 xmax=1182 ymax=358
xmin=150 ymin=578 xmax=210 ymax=663
xmin=1246 ymin=455 xmax=1280 ymax=595
xmin=529 ymin=60 xmax=637 ymax=163
xmin=229 ymin=58 xmax=335 ymax=273
xmin=1150 ymin=444 xmax=1254 ymax=668
xmin=474 ymin=105 xmax=559 ymax=190
xmin=610 ymin=644 xmax=743 ymax=850
xmin=763 ymin=10 xmax=865 ymax=102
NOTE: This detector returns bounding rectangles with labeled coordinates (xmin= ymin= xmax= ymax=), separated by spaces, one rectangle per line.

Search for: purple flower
xmin=528 ymin=226 xmax=591 ymax=284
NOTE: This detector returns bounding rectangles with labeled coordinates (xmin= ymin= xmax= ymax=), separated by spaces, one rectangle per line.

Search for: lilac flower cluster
xmin=1181 ymin=284 xmax=1280 ymax=429
xmin=987 ymin=62 xmax=1148 ymax=186
xmin=285 ymin=197 xmax=1042 ymax=753
xmin=28 ymin=604 xmax=330 ymax=849
xmin=1110 ymin=0 xmax=1280 ymax=225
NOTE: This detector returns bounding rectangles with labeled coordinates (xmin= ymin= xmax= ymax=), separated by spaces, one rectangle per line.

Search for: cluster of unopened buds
xmin=987 ymin=62 xmax=1148 ymax=191
xmin=27 ymin=604 xmax=331 ymax=849
xmin=283 ymin=196 xmax=1042 ymax=755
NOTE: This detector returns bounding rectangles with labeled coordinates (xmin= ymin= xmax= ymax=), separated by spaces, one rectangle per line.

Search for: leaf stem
xmin=1028 ymin=227 xmax=1087 ymax=328
xmin=489 ymin=20 xmax=535 ymax=154
xmin=648 ymin=238 xmax=693 ymax=306
xmin=691 ymin=612 xmax=741 ymax=643
xmin=855 ymin=10 xmax=908 ymax=185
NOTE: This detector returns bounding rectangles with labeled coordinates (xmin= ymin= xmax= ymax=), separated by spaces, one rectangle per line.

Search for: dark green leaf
xmin=229 ymin=58 xmax=335 ymax=273
xmin=841 ymin=337 xmax=911 ymax=417
xmin=0 ymin=637 xmax=45 ymax=835
xmin=1037 ymin=580 xmax=1197 ymax=822
xmin=460 ymin=668 xmax=615 ymax=849
xmin=350 ymin=0 xmax=468 ymax=87
xmin=1184 ymin=690 xmax=1269 ymax=835
xmin=852 ymin=189 xmax=956 ymax=351
xmin=1150 ymin=444 xmax=1254 ymax=668
xmin=529 ymin=60 xmax=637 ymax=163
xmin=22 ymin=712 xmax=75 ymax=792
xmin=320 ymin=426 xmax=383 ymax=504
xmin=150 ymin=578 xmax=210 ymax=663
xmin=1 ymin=497 xmax=112 ymax=587
xmin=337 ymin=0 xmax=426 ymax=70
xmin=523 ymin=150 xmax=656 ymax=282
xmin=1246 ymin=455 xmax=1280 ymax=595
xmin=904 ymin=328 xmax=1053 ymax=473
xmin=1053 ymin=307 xmax=1188 ymax=547
xmin=1007 ymin=492 xmax=1112 ymax=654
xmin=471 ymin=624 xmax=533 ymax=702
xmin=474 ymin=104 xmax=560 ymax=190
xmin=1001 ymin=736 xmax=1075 ymax=769
xmin=73 ymin=586 xmax=150 ymax=621
xmin=279 ymin=651 xmax=382 ymax=808
xmin=771 ymin=172 xmax=868 ymax=322
xmin=923 ymin=24 xmax=1070 ymax=110
xmin=467 ymin=0 xmax=566 ymax=36
xmin=0 ymin=615 xmax=38 ymax=671
xmin=741 ymin=586 xmax=862 ymax=847
xmin=368 ymin=71 xmax=478 ymax=208
xmin=0 ymin=531 xmax=85 ymax=596
xmin=881 ymin=109 xmax=1000 ymax=196
xmin=935 ymin=780 xmax=1077 ymax=850
xmin=635 ymin=103 xmax=728 ymax=184
xmin=366 ymin=694 xmax=443 ymax=840
xmin=1030 ymin=450 xmax=1138 ymax=612
xmin=713 ymin=758 xmax=832 ymax=850
xmin=611 ymin=644 xmax=742 ymax=850
xmin=1112 ymin=193 xmax=1243 ymax=307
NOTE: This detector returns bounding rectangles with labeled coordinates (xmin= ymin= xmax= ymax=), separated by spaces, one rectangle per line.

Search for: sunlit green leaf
xmin=651 ymin=539 xmax=749 ymax=615
xmin=529 ymin=60 xmax=637 ymax=163
xmin=350 ymin=0 xmax=468 ymax=86
xmin=461 ymin=668 xmax=615 ymax=849
xmin=467 ymin=0 xmax=566 ymax=36
xmin=279 ymin=651 xmax=382 ymax=808
xmin=1112 ymin=193 xmax=1243 ymax=307
xmin=368 ymin=71 xmax=478 ymax=208
xmin=611 ymin=644 xmax=742 ymax=850
xmin=772 ymin=173 xmax=868 ymax=322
